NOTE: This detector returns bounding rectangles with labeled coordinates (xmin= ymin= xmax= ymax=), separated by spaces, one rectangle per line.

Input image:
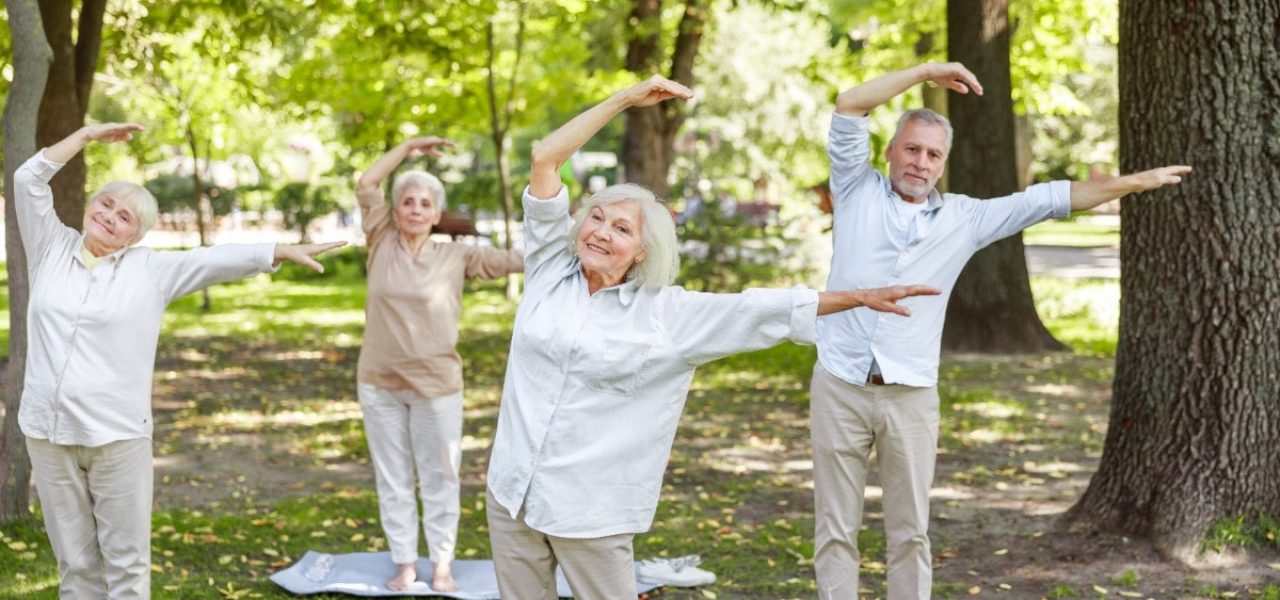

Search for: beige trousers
xmin=486 ymin=489 xmax=636 ymax=600
xmin=810 ymin=363 xmax=940 ymax=600
xmin=357 ymin=382 xmax=463 ymax=565
xmin=27 ymin=436 xmax=153 ymax=600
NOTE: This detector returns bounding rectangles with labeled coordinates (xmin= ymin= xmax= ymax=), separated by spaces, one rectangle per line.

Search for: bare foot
xmin=432 ymin=560 xmax=459 ymax=592
xmin=387 ymin=563 xmax=417 ymax=591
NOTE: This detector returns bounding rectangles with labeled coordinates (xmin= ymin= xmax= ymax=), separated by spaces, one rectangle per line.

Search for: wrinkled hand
xmin=1127 ymin=165 xmax=1192 ymax=192
xmin=404 ymin=136 xmax=455 ymax=159
xmin=274 ymin=241 xmax=347 ymax=273
xmin=619 ymin=75 xmax=694 ymax=108
xmin=83 ymin=123 xmax=144 ymax=144
xmin=858 ymin=285 xmax=942 ymax=317
xmin=923 ymin=62 xmax=983 ymax=96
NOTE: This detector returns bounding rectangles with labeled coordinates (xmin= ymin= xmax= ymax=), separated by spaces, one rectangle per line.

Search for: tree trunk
xmin=35 ymin=0 xmax=106 ymax=230
xmin=186 ymin=125 xmax=212 ymax=311
xmin=1 ymin=0 xmax=54 ymax=522
xmin=1061 ymin=0 xmax=1280 ymax=562
xmin=620 ymin=0 xmax=707 ymax=199
xmin=941 ymin=0 xmax=1065 ymax=353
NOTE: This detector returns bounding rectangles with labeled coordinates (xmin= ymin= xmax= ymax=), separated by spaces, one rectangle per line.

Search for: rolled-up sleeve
xmin=664 ymin=286 xmax=820 ymax=367
xmin=357 ymin=188 xmax=394 ymax=245
xmin=964 ymin=180 xmax=1072 ymax=250
xmin=828 ymin=113 xmax=877 ymax=209
xmin=14 ymin=150 xmax=71 ymax=265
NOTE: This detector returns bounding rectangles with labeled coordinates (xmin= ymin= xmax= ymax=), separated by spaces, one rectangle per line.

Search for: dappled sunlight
xmin=174 ymin=403 xmax=362 ymax=432
xmin=953 ymin=400 xmax=1025 ymax=419
xmin=1024 ymin=382 xmax=1084 ymax=397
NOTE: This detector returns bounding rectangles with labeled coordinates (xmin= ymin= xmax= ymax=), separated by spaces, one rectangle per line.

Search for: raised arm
xmin=356 ymin=137 xmax=454 ymax=193
xmin=43 ymin=122 xmax=145 ymax=163
xmin=528 ymin=75 xmax=693 ymax=199
xmin=817 ymin=285 xmax=942 ymax=316
xmin=836 ymin=63 xmax=983 ymax=116
xmin=1070 ymin=166 xmax=1192 ymax=211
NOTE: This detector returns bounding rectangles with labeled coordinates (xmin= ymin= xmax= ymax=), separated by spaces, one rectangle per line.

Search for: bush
xmin=275 ymin=181 xmax=339 ymax=243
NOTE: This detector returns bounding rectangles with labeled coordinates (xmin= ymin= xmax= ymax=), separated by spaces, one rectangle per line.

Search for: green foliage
xmin=274 ymin=182 xmax=340 ymax=243
xmin=1110 ymin=568 xmax=1139 ymax=586
xmin=675 ymin=200 xmax=792 ymax=292
xmin=144 ymin=173 xmax=237 ymax=217
xmin=1048 ymin=584 xmax=1080 ymax=598
xmin=1202 ymin=513 xmax=1280 ymax=553
xmin=270 ymin=245 xmax=368 ymax=283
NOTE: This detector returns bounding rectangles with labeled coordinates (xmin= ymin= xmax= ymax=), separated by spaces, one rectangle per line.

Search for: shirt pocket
xmin=582 ymin=337 xmax=652 ymax=396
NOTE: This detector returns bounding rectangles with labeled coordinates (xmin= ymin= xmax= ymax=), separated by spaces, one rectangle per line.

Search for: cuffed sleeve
xmin=465 ymin=246 xmax=524 ymax=279
xmin=357 ymin=187 xmax=394 ymax=244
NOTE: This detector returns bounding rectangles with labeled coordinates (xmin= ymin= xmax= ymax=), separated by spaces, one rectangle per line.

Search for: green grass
xmin=0 ymin=249 xmax=1133 ymax=598
xmin=1023 ymin=217 xmax=1121 ymax=248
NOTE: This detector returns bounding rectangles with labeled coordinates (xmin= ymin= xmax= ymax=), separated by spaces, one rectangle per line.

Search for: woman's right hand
xmin=617 ymin=75 xmax=695 ymax=108
xmin=82 ymin=123 xmax=145 ymax=144
xmin=402 ymin=136 xmax=455 ymax=159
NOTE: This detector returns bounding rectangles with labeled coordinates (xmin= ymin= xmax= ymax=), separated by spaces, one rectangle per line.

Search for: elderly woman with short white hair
xmin=15 ymin=122 xmax=342 ymax=599
xmin=353 ymin=137 xmax=523 ymax=592
xmin=485 ymin=77 xmax=941 ymax=599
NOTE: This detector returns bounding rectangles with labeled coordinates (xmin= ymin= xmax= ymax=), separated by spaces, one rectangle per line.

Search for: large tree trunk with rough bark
xmin=1 ymin=0 xmax=54 ymax=522
xmin=620 ymin=0 xmax=706 ymax=199
xmin=35 ymin=0 xmax=106 ymax=230
xmin=941 ymin=0 xmax=1065 ymax=353
xmin=1061 ymin=0 xmax=1280 ymax=562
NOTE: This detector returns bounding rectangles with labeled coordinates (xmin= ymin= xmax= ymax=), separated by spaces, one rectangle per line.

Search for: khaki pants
xmin=27 ymin=437 xmax=153 ymax=600
xmin=357 ymin=383 xmax=463 ymax=565
xmin=487 ymin=489 xmax=636 ymax=600
xmin=810 ymin=363 xmax=939 ymax=600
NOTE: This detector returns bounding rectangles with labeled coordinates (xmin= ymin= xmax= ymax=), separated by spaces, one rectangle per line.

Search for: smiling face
xmin=82 ymin=192 xmax=141 ymax=255
xmin=576 ymin=200 xmax=648 ymax=288
xmin=392 ymin=185 xmax=443 ymax=237
xmin=885 ymin=119 xmax=949 ymax=203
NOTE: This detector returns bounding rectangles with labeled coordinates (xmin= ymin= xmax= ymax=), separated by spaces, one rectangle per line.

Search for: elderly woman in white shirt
xmin=485 ymin=77 xmax=941 ymax=599
xmin=15 ymin=122 xmax=341 ymax=599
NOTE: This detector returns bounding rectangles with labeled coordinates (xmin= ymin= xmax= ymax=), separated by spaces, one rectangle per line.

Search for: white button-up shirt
xmin=816 ymin=113 xmax=1071 ymax=388
xmin=15 ymin=151 xmax=278 ymax=447
xmin=487 ymin=187 xmax=819 ymax=539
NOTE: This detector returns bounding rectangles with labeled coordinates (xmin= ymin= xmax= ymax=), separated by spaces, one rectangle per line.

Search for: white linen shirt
xmin=816 ymin=112 xmax=1071 ymax=388
xmin=15 ymin=150 xmax=278 ymax=447
xmin=487 ymin=186 xmax=819 ymax=539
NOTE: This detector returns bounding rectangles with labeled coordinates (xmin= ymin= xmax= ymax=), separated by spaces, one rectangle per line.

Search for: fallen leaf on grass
xmin=993 ymin=548 xmax=1009 ymax=555
xmin=1118 ymin=592 xmax=1143 ymax=598
xmin=998 ymin=583 xmax=1012 ymax=590
xmin=968 ymin=586 xmax=981 ymax=595
xmin=1092 ymin=584 xmax=1109 ymax=594
xmin=1268 ymin=562 xmax=1280 ymax=570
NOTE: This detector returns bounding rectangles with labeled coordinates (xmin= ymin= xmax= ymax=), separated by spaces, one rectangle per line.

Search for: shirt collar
xmin=882 ymin=179 xmax=945 ymax=211
xmin=75 ymin=240 xmax=130 ymax=266
xmin=580 ymin=269 xmax=643 ymax=306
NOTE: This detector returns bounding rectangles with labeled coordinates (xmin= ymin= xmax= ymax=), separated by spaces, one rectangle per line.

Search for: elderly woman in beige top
xmin=354 ymin=136 xmax=523 ymax=592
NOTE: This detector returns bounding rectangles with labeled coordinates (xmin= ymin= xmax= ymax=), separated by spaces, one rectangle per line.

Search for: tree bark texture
xmin=1 ymin=0 xmax=54 ymax=522
xmin=1063 ymin=0 xmax=1280 ymax=561
xmin=35 ymin=0 xmax=106 ymax=230
xmin=620 ymin=0 xmax=707 ymax=199
xmin=941 ymin=0 xmax=1066 ymax=353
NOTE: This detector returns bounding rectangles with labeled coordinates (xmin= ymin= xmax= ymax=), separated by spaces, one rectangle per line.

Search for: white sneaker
xmin=635 ymin=555 xmax=716 ymax=587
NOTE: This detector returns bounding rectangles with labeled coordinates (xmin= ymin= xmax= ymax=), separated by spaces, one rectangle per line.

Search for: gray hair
xmin=569 ymin=183 xmax=679 ymax=289
xmin=95 ymin=181 xmax=158 ymax=243
xmin=391 ymin=170 xmax=447 ymax=209
xmin=889 ymin=108 xmax=953 ymax=155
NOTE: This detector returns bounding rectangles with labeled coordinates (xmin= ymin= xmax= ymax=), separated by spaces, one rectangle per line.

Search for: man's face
xmin=885 ymin=120 xmax=949 ymax=203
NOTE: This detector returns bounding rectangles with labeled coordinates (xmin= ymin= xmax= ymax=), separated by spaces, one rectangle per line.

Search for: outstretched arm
xmin=528 ymin=75 xmax=693 ymax=199
xmin=273 ymin=241 xmax=347 ymax=273
xmin=1070 ymin=166 xmax=1192 ymax=211
xmin=44 ymin=122 xmax=144 ymax=163
xmin=817 ymin=285 xmax=942 ymax=316
xmin=356 ymin=137 xmax=454 ymax=193
xmin=836 ymin=63 xmax=983 ymax=116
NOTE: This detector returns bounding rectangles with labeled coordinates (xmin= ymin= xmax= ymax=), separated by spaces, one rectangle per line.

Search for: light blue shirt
xmin=816 ymin=113 xmax=1071 ymax=388
xmin=487 ymin=186 xmax=819 ymax=538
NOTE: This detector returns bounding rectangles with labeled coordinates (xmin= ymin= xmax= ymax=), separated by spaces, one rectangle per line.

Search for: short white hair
xmin=95 ymin=181 xmax=158 ymax=243
xmin=391 ymin=170 xmax=447 ymax=209
xmin=569 ymin=183 xmax=678 ymax=289
xmin=890 ymin=108 xmax=954 ymax=155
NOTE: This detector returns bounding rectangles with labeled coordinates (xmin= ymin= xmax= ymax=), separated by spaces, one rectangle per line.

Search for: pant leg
xmin=357 ymin=382 xmax=420 ymax=564
xmin=407 ymin=390 xmax=463 ymax=564
xmin=550 ymin=531 xmax=637 ymax=600
xmin=86 ymin=438 xmax=154 ymax=600
xmin=876 ymin=385 xmax=939 ymax=600
xmin=487 ymin=489 xmax=558 ymax=600
xmin=810 ymin=362 xmax=877 ymax=600
xmin=27 ymin=438 xmax=109 ymax=600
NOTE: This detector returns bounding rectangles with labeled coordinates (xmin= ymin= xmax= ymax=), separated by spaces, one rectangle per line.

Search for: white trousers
xmin=27 ymin=436 xmax=153 ymax=600
xmin=486 ymin=489 xmax=637 ymax=600
xmin=357 ymin=382 xmax=462 ymax=565
xmin=810 ymin=363 xmax=940 ymax=600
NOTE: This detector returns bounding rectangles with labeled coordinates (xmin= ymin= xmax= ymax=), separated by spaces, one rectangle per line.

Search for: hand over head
xmin=621 ymin=75 xmax=695 ymax=108
xmin=275 ymin=241 xmax=347 ymax=273
xmin=924 ymin=62 xmax=984 ymax=96
xmin=860 ymin=285 xmax=942 ymax=317
xmin=84 ymin=123 xmax=145 ymax=144
xmin=405 ymin=136 xmax=455 ymax=159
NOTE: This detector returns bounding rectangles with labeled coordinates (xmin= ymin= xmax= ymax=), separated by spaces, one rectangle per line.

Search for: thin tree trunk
xmin=35 ymin=0 xmax=106 ymax=230
xmin=485 ymin=5 xmax=525 ymax=300
xmin=1 ymin=0 xmax=55 ymax=522
xmin=941 ymin=0 xmax=1065 ymax=353
xmin=186 ymin=124 xmax=212 ymax=311
xmin=1062 ymin=0 xmax=1280 ymax=562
